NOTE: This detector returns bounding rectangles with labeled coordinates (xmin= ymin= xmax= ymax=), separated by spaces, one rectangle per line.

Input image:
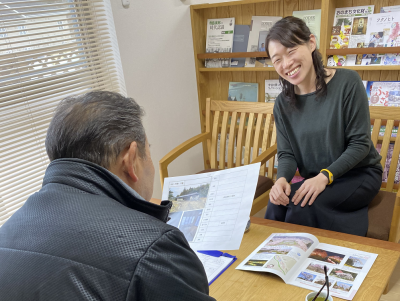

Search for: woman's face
xmin=268 ymin=35 xmax=316 ymax=88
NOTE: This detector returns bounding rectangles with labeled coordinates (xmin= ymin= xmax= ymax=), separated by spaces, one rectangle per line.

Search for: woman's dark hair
xmin=266 ymin=16 xmax=328 ymax=104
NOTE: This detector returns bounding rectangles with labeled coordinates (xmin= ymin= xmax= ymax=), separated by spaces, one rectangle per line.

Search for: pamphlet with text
xmin=236 ymin=233 xmax=377 ymax=300
xmin=162 ymin=163 xmax=261 ymax=251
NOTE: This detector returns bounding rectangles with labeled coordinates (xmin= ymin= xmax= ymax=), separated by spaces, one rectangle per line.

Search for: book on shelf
xmin=375 ymin=143 xmax=400 ymax=184
xmin=380 ymin=5 xmax=400 ymax=13
xmin=365 ymin=12 xmax=400 ymax=48
xmin=346 ymin=53 xmax=386 ymax=66
xmin=362 ymin=80 xmax=368 ymax=89
xmin=382 ymin=53 xmax=400 ymax=65
xmin=371 ymin=125 xmax=398 ymax=137
xmin=255 ymin=30 xmax=273 ymax=67
xmin=245 ymin=16 xmax=281 ymax=68
xmin=330 ymin=6 xmax=374 ymax=50
xmin=292 ymin=9 xmax=321 ymax=48
xmin=231 ymin=25 xmax=250 ymax=68
xmin=205 ymin=18 xmax=235 ymax=68
xmin=365 ymin=81 xmax=374 ymax=103
xmin=327 ymin=55 xmax=346 ymax=66
xmin=228 ymin=82 xmax=258 ymax=102
xmin=264 ymin=79 xmax=282 ymax=103
xmin=227 ymin=81 xmax=258 ymax=127
xmin=236 ymin=232 xmax=378 ymax=301
xmin=367 ymin=81 xmax=400 ymax=106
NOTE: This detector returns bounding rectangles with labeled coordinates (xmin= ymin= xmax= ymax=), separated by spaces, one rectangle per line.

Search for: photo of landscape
xmin=314 ymin=277 xmax=332 ymax=287
xmin=265 ymin=235 xmax=314 ymax=252
xmin=257 ymin=246 xmax=291 ymax=255
xmin=330 ymin=268 xmax=358 ymax=282
xmin=245 ymin=259 xmax=267 ymax=267
xmin=309 ymin=249 xmax=345 ymax=265
xmin=333 ymin=281 xmax=353 ymax=292
xmin=306 ymin=262 xmax=325 ymax=274
xmin=178 ymin=209 xmax=203 ymax=242
xmin=297 ymin=271 xmax=317 ymax=282
xmin=168 ymin=182 xmax=209 ymax=212
xmin=344 ymin=256 xmax=367 ymax=270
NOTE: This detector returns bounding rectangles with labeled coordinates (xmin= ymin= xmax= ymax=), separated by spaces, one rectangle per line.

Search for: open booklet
xmin=236 ymin=233 xmax=377 ymax=300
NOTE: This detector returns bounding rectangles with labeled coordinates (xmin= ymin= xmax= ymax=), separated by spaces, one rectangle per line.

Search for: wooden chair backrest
xmin=370 ymin=106 xmax=400 ymax=192
xmin=206 ymin=98 xmax=277 ymax=179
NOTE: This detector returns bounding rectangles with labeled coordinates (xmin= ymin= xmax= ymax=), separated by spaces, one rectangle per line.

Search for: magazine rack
xmin=190 ymin=0 xmax=400 ymax=169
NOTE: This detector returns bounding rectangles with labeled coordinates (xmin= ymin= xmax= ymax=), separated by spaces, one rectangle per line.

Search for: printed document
xmin=236 ymin=233 xmax=377 ymax=300
xmin=162 ymin=163 xmax=261 ymax=250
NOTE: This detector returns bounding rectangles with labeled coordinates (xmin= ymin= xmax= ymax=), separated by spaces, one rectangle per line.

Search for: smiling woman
xmin=263 ymin=17 xmax=383 ymax=237
xmin=266 ymin=16 xmax=329 ymax=101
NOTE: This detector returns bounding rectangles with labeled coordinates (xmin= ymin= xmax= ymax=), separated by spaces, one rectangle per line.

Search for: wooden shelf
xmin=327 ymin=47 xmax=400 ymax=56
xmin=331 ymin=66 xmax=400 ymax=70
xmin=197 ymin=52 xmax=268 ymax=59
xmin=199 ymin=67 xmax=275 ymax=72
xmin=192 ymin=0 xmax=279 ymax=10
xmin=190 ymin=0 xmax=400 ymax=171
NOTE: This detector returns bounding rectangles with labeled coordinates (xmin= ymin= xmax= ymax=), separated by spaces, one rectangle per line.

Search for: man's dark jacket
xmin=0 ymin=159 xmax=214 ymax=301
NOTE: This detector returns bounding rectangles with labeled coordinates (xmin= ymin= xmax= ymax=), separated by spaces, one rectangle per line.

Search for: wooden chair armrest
xmin=251 ymin=144 xmax=277 ymax=165
xmin=389 ymin=190 xmax=400 ymax=242
xmin=159 ymin=132 xmax=211 ymax=189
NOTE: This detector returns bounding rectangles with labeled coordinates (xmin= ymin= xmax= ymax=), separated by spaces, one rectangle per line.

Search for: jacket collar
xmin=43 ymin=158 xmax=171 ymax=222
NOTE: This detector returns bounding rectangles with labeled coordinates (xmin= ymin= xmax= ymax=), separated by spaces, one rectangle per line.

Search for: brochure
xmin=376 ymin=143 xmax=400 ymax=184
xmin=369 ymin=81 xmax=400 ymax=106
xmin=365 ymin=12 xmax=400 ymax=47
xmin=293 ymin=9 xmax=321 ymax=48
xmin=163 ymin=163 xmax=261 ymax=251
xmin=381 ymin=5 xmax=400 ymax=13
xmin=228 ymin=82 xmax=258 ymax=102
xmin=330 ymin=6 xmax=374 ymax=50
xmin=255 ymin=29 xmax=273 ymax=67
xmin=205 ymin=18 xmax=235 ymax=68
xmin=264 ymin=79 xmax=282 ymax=103
xmin=236 ymin=233 xmax=378 ymax=300
xmin=231 ymin=24 xmax=250 ymax=67
xmin=245 ymin=16 xmax=281 ymax=67
xmin=327 ymin=55 xmax=346 ymax=66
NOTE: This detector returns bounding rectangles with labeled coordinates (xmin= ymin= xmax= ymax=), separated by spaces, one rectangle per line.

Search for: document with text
xmin=236 ymin=233 xmax=377 ymax=300
xmin=162 ymin=163 xmax=261 ymax=251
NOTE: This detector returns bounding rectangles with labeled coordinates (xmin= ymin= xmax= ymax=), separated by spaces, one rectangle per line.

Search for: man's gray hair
xmin=46 ymin=90 xmax=146 ymax=169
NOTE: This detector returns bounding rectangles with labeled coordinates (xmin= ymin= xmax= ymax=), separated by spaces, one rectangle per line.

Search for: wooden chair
xmin=367 ymin=106 xmax=400 ymax=243
xmin=159 ymin=98 xmax=278 ymax=215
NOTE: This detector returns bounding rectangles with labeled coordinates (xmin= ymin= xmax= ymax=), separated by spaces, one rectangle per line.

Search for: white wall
xmin=110 ymin=0 xmax=206 ymax=199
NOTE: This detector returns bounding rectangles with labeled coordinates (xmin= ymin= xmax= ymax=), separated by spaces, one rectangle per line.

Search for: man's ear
xmin=123 ymin=141 xmax=139 ymax=183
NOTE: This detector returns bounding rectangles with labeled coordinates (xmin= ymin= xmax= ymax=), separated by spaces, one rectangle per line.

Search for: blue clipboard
xmin=197 ymin=250 xmax=237 ymax=285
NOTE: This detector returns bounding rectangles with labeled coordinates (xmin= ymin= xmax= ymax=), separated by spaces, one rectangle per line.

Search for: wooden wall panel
xmin=299 ymin=0 xmax=315 ymax=10
xmin=241 ymin=3 xmax=256 ymax=24
xmin=284 ymin=0 xmax=299 ymax=16
xmin=229 ymin=4 xmax=243 ymax=24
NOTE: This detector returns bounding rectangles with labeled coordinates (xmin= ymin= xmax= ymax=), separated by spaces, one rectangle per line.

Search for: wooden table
xmin=210 ymin=217 xmax=400 ymax=301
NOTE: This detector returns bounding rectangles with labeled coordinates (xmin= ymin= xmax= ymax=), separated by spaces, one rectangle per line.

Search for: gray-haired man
xmin=0 ymin=91 xmax=215 ymax=301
